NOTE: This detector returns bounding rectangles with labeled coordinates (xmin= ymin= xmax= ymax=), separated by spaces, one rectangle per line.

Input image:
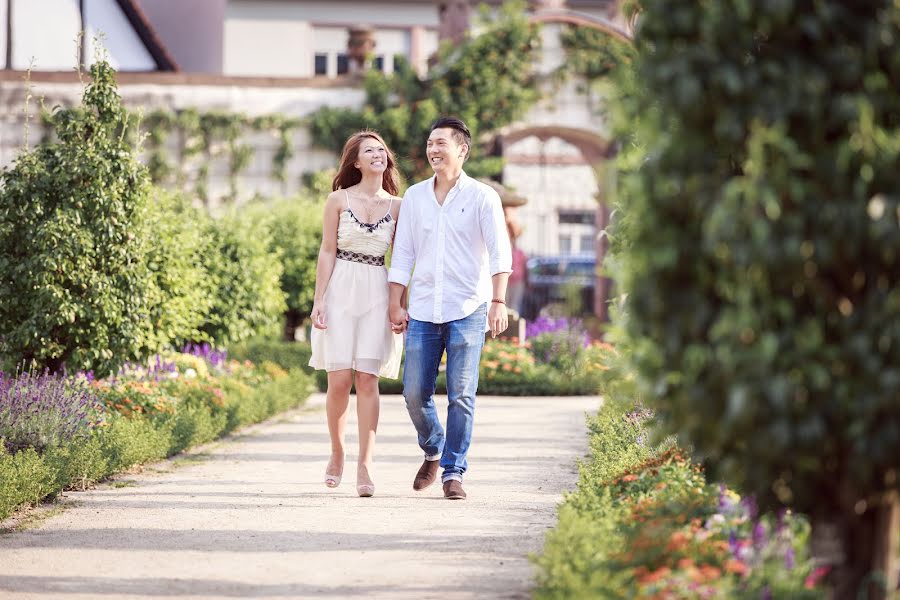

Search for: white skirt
xmin=308 ymin=259 xmax=403 ymax=378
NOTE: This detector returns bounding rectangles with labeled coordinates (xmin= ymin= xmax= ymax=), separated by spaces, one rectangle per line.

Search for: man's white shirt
xmin=388 ymin=171 xmax=512 ymax=325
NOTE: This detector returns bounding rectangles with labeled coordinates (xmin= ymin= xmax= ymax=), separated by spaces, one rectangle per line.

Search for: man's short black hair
xmin=430 ymin=117 xmax=472 ymax=152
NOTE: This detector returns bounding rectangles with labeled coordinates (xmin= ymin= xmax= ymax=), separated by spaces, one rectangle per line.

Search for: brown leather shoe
xmin=443 ymin=480 xmax=467 ymax=500
xmin=413 ymin=459 xmax=439 ymax=491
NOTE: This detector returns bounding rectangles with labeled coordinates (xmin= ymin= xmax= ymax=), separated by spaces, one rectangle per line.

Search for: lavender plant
xmin=0 ymin=370 xmax=103 ymax=453
xmin=526 ymin=316 xmax=590 ymax=370
xmin=182 ymin=343 xmax=228 ymax=370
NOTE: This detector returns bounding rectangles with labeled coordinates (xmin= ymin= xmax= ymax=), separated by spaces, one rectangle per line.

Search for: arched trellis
xmin=498 ymin=11 xmax=634 ymax=324
xmin=528 ymin=9 xmax=633 ymax=43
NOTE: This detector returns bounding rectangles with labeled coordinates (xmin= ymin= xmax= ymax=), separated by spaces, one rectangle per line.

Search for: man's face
xmin=426 ymin=128 xmax=467 ymax=175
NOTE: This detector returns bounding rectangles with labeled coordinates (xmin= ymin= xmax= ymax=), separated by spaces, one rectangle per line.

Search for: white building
xmin=0 ymin=0 xmax=629 ymax=316
xmin=0 ymin=0 xmax=177 ymax=72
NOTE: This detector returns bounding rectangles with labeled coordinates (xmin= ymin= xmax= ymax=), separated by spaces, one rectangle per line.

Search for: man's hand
xmin=488 ymin=302 xmax=508 ymax=338
xmin=311 ymin=301 xmax=327 ymax=330
xmin=390 ymin=304 xmax=408 ymax=334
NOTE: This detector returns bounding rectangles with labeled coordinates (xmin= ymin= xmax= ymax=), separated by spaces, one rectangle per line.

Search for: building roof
xmin=116 ymin=0 xmax=179 ymax=71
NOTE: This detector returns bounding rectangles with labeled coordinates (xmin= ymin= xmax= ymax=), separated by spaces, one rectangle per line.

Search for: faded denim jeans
xmin=403 ymin=303 xmax=486 ymax=483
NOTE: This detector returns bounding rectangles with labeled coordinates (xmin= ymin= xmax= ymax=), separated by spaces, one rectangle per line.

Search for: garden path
xmin=0 ymin=393 xmax=598 ymax=599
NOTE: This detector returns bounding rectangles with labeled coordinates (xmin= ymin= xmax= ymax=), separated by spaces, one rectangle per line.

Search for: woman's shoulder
xmin=389 ymin=195 xmax=402 ymax=217
xmin=326 ymin=189 xmax=349 ymax=205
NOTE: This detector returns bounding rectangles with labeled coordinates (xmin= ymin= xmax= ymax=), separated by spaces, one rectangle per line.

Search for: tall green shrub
xmin=0 ymin=61 xmax=153 ymax=376
xmin=198 ymin=211 xmax=286 ymax=345
xmin=243 ymin=198 xmax=323 ymax=340
xmin=142 ymin=191 xmax=216 ymax=353
xmin=610 ymin=2 xmax=899 ymax=596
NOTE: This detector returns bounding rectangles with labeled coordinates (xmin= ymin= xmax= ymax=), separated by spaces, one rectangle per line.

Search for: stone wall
xmin=0 ymin=72 xmax=366 ymax=206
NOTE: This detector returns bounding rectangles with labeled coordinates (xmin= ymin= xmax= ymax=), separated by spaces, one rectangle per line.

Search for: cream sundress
xmin=308 ymin=191 xmax=403 ymax=378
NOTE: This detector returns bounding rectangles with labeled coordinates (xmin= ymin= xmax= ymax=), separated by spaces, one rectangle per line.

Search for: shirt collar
xmin=429 ymin=170 xmax=471 ymax=194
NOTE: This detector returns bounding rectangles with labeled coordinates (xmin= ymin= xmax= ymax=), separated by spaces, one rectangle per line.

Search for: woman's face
xmin=355 ymin=137 xmax=389 ymax=175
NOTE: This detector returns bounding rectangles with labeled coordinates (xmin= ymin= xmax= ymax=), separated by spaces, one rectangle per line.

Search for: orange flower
xmin=698 ymin=564 xmax=722 ymax=581
xmin=725 ymin=559 xmax=748 ymax=576
xmin=677 ymin=557 xmax=695 ymax=569
xmin=639 ymin=566 xmax=671 ymax=584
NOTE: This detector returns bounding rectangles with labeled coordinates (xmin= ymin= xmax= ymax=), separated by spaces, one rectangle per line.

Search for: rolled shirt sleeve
xmin=480 ymin=189 xmax=513 ymax=276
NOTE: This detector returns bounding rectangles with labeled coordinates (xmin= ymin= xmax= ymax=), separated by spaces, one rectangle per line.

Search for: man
xmin=388 ymin=117 xmax=512 ymax=500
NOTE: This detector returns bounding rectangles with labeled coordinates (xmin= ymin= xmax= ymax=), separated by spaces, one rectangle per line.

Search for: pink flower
xmin=804 ymin=566 xmax=830 ymax=589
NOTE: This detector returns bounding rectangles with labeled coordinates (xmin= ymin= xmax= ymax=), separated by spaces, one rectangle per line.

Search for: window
xmin=373 ymin=55 xmax=384 ymax=71
xmin=314 ymin=53 xmax=328 ymax=76
xmin=559 ymin=235 xmax=572 ymax=254
xmin=580 ymin=234 xmax=595 ymax=253
xmin=565 ymin=261 xmax=595 ymax=277
xmin=336 ymin=53 xmax=349 ymax=75
xmin=558 ymin=210 xmax=594 ymax=225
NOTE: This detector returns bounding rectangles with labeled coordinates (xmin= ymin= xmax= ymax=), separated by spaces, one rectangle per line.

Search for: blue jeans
xmin=403 ymin=304 xmax=486 ymax=483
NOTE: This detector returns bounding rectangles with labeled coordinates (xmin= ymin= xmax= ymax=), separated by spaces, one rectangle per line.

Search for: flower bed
xmin=0 ymin=345 xmax=313 ymax=521
xmin=532 ymin=400 xmax=826 ymax=599
xmin=232 ymin=318 xmax=612 ymax=397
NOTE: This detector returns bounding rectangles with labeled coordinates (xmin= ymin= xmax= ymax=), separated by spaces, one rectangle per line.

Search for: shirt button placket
xmin=434 ymin=206 xmax=446 ymax=322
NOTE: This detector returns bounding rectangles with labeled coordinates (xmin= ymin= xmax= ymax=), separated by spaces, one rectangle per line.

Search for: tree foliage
xmin=240 ymin=197 xmax=324 ymax=339
xmin=196 ymin=211 xmax=286 ymax=346
xmin=308 ymin=1 xmax=541 ymax=182
xmin=0 ymin=61 xmax=154 ymax=376
xmin=609 ymin=0 xmax=899 ymax=593
xmin=141 ymin=191 xmax=216 ymax=353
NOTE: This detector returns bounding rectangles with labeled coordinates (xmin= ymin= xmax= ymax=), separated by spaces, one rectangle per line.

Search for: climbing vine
xmin=559 ymin=24 xmax=635 ymax=83
xmin=138 ymin=108 xmax=303 ymax=205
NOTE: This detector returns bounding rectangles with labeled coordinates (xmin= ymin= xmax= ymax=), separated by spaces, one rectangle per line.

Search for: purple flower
xmin=0 ymin=369 xmax=103 ymax=454
xmin=775 ymin=508 xmax=787 ymax=533
xmin=761 ymin=586 xmax=772 ymax=600
xmin=728 ymin=530 xmax=740 ymax=556
xmin=784 ymin=547 xmax=795 ymax=570
xmin=182 ymin=343 xmax=228 ymax=369
xmin=752 ymin=521 xmax=767 ymax=549
xmin=742 ymin=495 xmax=759 ymax=520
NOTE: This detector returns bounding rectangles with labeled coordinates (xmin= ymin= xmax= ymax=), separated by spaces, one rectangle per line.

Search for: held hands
xmin=488 ymin=302 xmax=508 ymax=338
xmin=311 ymin=301 xmax=327 ymax=330
xmin=389 ymin=304 xmax=408 ymax=334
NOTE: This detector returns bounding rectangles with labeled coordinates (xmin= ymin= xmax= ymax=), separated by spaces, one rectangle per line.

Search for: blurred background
xmin=0 ymin=0 xmax=628 ymax=326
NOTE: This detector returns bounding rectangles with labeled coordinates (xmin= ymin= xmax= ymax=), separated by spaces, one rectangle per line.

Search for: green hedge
xmin=240 ymin=198 xmax=324 ymax=338
xmin=0 ymin=369 xmax=312 ymax=521
xmin=198 ymin=211 xmax=286 ymax=345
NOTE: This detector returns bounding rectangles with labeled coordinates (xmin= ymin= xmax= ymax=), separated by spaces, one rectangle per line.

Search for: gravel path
xmin=0 ymin=392 xmax=599 ymax=600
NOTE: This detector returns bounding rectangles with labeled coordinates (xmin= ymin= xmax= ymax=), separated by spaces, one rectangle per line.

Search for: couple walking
xmin=308 ymin=117 xmax=512 ymax=500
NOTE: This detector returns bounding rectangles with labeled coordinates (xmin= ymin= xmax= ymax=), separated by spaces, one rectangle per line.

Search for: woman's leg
xmin=354 ymin=371 xmax=380 ymax=491
xmin=325 ymin=369 xmax=353 ymax=484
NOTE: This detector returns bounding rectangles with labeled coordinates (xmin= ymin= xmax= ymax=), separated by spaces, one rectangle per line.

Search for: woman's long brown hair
xmin=331 ymin=131 xmax=401 ymax=196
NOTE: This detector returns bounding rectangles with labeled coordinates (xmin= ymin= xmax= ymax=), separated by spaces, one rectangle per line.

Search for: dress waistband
xmin=336 ymin=249 xmax=385 ymax=266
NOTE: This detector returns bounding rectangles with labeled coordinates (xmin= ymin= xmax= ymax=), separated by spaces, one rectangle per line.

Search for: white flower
xmin=185 ymin=368 xmax=197 ymax=379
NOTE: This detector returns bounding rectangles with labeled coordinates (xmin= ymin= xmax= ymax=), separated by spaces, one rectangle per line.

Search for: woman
xmin=308 ymin=131 xmax=404 ymax=498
